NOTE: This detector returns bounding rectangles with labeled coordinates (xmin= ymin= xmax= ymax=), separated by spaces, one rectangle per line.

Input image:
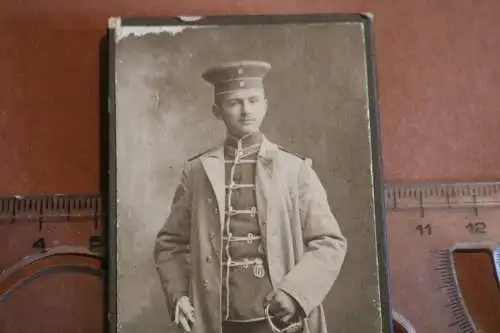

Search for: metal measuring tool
xmin=386 ymin=181 xmax=500 ymax=333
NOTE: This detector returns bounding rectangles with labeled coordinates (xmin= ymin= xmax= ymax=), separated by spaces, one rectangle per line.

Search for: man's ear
xmin=212 ymin=104 xmax=222 ymax=119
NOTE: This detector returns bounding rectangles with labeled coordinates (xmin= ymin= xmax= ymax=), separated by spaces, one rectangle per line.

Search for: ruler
xmin=0 ymin=194 xmax=105 ymax=332
xmin=386 ymin=181 xmax=500 ymax=333
xmin=1 ymin=182 xmax=500 ymax=333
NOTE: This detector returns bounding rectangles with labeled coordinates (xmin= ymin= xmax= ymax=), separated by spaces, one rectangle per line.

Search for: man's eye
xmin=223 ymin=101 xmax=237 ymax=107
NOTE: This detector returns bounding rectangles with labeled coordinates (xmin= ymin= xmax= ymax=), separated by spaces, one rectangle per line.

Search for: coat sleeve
xmin=153 ymin=162 xmax=193 ymax=320
xmin=277 ymin=159 xmax=348 ymax=316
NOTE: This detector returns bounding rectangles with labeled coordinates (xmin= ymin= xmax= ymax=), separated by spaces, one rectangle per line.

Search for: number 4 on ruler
xmin=32 ymin=237 xmax=47 ymax=252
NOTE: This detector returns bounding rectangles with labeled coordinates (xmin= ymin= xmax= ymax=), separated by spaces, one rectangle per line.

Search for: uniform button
xmin=214 ymin=207 xmax=219 ymax=214
xmin=202 ymin=280 xmax=209 ymax=286
xmin=250 ymin=206 xmax=257 ymax=217
xmin=258 ymin=243 xmax=265 ymax=254
xmin=206 ymin=256 xmax=213 ymax=263
xmin=209 ymin=232 xmax=216 ymax=239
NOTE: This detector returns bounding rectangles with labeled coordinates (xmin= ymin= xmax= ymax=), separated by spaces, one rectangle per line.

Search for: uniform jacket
xmin=154 ymin=136 xmax=347 ymax=333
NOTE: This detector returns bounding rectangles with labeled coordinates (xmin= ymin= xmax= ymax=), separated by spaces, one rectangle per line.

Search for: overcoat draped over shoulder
xmin=154 ymin=136 xmax=347 ymax=333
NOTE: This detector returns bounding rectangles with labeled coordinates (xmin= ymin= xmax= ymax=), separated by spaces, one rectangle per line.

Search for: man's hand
xmin=265 ymin=289 xmax=299 ymax=323
xmin=174 ymin=296 xmax=195 ymax=332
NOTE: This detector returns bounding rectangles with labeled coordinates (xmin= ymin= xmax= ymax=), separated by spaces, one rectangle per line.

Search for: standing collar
xmin=224 ymin=132 xmax=263 ymax=149
xmin=203 ymin=134 xmax=279 ymax=161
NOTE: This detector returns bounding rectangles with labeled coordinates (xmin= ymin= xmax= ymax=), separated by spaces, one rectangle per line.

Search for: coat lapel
xmin=200 ymin=146 xmax=226 ymax=226
xmin=255 ymin=137 xmax=279 ymax=245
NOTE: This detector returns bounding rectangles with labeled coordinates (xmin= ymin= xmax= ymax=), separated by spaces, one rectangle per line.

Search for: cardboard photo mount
xmin=106 ymin=13 xmax=392 ymax=333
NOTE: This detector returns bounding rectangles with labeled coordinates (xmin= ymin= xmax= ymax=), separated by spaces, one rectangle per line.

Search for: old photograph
xmin=108 ymin=14 xmax=390 ymax=333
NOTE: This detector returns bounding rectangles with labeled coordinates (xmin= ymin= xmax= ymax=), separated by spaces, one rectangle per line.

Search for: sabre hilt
xmin=264 ymin=303 xmax=304 ymax=333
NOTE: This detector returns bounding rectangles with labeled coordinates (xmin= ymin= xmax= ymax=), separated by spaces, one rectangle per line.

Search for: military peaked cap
xmin=201 ymin=60 xmax=271 ymax=95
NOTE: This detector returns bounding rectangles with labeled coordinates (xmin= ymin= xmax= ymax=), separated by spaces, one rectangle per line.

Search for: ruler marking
xmin=16 ymin=199 xmax=21 ymax=217
xmin=386 ymin=181 xmax=500 ymax=212
xmin=473 ymin=194 xmax=478 ymax=216
xmin=439 ymin=274 xmax=454 ymax=280
xmin=440 ymin=279 xmax=455 ymax=284
xmin=11 ymin=198 xmax=16 ymax=223
xmin=94 ymin=197 xmax=99 ymax=229
xmin=436 ymin=256 xmax=452 ymax=262
xmin=451 ymin=307 xmax=466 ymax=314
xmin=0 ymin=195 xmax=102 ymax=222
xmin=459 ymin=324 xmax=472 ymax=332
xmin=435 ymin=259 xmax=451 ymax=264
xmin=419 ymin=190 xmax=424 ymax=217
xmin=458 ymin=319 xmax=473 ymax=327
xmin=39 ymin=199 xmax=44 ymax=230
xmin=434 ymin=263 xmax=450 ymax=272
xmin=435 ymin=265 xmax=451 ymax=270
xmin=441 ymin=280 xmax=455 ymax=286
xmin=438 ymin=266 xmax=453 ymax=271
xmin=66 ymin=198 xmax=70 ymax=221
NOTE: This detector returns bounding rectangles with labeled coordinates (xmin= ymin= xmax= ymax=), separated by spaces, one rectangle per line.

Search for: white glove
xmin=174 ymin=296 xmax=195 ymax=332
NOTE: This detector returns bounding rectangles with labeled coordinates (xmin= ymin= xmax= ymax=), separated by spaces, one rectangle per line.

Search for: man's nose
xmin=240 ymin=100 xmax=251 ymax=114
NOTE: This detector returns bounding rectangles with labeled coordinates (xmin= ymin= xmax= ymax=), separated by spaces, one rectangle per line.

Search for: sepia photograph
xmin=108 ymin=14 xmax=390 ymax=333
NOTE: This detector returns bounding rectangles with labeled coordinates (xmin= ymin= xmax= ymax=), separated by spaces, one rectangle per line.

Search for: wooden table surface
xmin=0 ymin=1 xmax=499 ymax=332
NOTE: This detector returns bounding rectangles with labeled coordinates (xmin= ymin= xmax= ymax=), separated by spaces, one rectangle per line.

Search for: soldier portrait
xmin=153 ymin=60 xmax=347 ymax=333
xmin=109 ymin=14 xmax=391 ymax=333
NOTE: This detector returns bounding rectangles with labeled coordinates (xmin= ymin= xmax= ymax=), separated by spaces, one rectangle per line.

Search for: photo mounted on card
xmin=107 ymin=13 xmax=390 ymax=333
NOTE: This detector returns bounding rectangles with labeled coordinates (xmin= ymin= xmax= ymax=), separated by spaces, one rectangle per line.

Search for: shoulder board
xmin=278 ymin=146 xmax=312 ymax=166
xmin=187 ymin=148 xmax=212 ymax=162
xmin=278 ymin=146 xmax=307 ymax=159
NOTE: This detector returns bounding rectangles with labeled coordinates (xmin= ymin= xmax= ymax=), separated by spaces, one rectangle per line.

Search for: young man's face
xmin=213 ymin=88 xmax=268 ymax=138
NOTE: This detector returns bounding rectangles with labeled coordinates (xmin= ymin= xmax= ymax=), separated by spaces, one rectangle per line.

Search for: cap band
xmin=202 ymin=60 xmax=271 ymax=97
xmin=215 ymin=78 xmax=264 ymax=95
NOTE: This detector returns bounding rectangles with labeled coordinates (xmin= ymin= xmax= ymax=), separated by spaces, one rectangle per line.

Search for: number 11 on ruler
xmin=416 ymin=224 xmax=432 ymax=236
